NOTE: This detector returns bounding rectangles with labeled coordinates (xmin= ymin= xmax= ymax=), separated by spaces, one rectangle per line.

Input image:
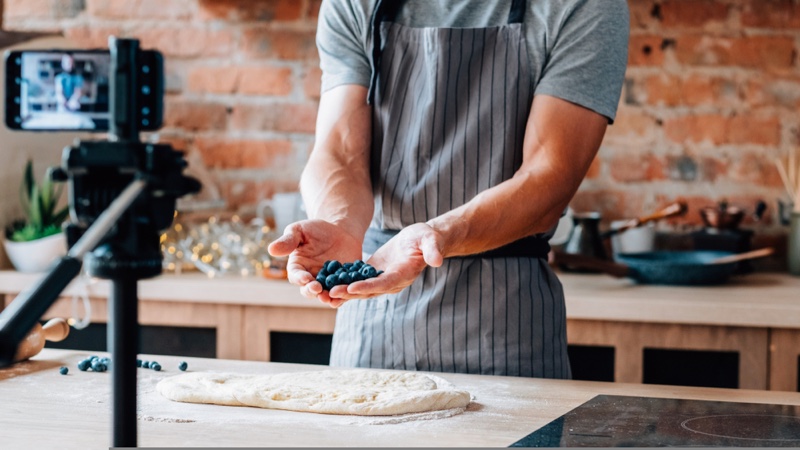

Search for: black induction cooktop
xmin=511 ymin=395 xmax=800 ymax=447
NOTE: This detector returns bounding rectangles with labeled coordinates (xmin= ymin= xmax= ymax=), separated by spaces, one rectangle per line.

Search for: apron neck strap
xmin=508 ymin=0 xmax=526 ymax=24
xmin=368 ymin=0 xmax=404 ymax=104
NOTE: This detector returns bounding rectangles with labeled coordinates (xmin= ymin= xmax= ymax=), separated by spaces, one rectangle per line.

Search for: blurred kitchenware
xmin=554 ymin=248 xmax=773 ymax=286
xmin=699 ymin=200 xmax=766 ymax=231
xmin=257 ymin=192 xmax=306 ymax=234
xmin=790 ymin=212 xmax=800 ymax=276
xmin=610 ymin=220 xmax=655 ymax=255
xmin=548 ymin=207 xmax=574 ymax=246
xmin=562 ymin=212 xmax=607 ymax=272
xmin=778 ymin=199 xmax=795 ymax=226
xmin=601 ymin=201 xmax=687 ymax=240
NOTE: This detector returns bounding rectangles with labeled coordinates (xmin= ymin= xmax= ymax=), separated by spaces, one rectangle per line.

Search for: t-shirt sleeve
xmin=534 ymin=0 xmax=629 ymax=124
xmin=317 ymin=0 xmax=372 ymax=93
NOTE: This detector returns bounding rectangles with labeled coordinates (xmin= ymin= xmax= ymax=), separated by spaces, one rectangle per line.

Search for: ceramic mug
xmin=257 ymin=192 xmax=307 ymax=234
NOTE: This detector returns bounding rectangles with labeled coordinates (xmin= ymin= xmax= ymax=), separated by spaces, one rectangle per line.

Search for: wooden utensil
xmin=600 ymin=201 xmax=688 ymax=239
xmin=707 ymin=247 xmax=774 ymax=265
xmin=12 ymin=318 xmax=70 ymax=363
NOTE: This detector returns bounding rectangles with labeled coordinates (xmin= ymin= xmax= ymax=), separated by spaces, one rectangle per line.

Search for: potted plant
xmin=3 ymin=160 xmax=69 ymax=272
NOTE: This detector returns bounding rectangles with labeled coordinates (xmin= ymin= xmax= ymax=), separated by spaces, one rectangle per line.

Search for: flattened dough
xmin=157 ymin=369 xmax=471 ymax=416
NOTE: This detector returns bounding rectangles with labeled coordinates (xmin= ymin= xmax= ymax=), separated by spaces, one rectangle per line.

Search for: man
xmin=269 ymin=0 xmax=629 ymax=378
xmin=54 ymin=54 xmax=84 ymax=112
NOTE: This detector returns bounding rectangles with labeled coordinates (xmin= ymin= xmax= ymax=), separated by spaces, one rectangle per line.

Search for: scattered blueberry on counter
xmin=178 ymin=361 xmax=188 ymax=371
xmin=59 ymin=366 xmax=68 ymax=375
xmin=142 ymin=361 xmax=150 ymax=369
xmin=77 ymin=359 xmax=91 ymax=372
xmin=151 ymin=363 xmax=162 ymax=372
xmin=316 ymin=259 xmax=383 ymax=291
xmin=136 ymin=359 xmax=142 ymax=368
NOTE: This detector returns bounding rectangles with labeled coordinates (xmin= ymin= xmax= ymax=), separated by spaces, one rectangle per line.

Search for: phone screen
xmin=9 ymin=51 xmax=110 ymax=131
xmin=5 ymin=49 xmax=163 ymax=132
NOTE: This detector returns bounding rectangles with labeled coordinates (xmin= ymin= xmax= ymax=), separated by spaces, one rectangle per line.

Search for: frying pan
xmin=553 ymin=248 xmax=773 ymax=286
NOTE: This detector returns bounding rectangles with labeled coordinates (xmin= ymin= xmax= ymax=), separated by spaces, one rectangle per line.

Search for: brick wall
xmin=3 ymin=0 xmax=799 ymax=241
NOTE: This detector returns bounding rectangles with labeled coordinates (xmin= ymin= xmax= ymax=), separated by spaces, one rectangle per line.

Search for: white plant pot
xmin=3 ymin=232 xmax=67 ymax=273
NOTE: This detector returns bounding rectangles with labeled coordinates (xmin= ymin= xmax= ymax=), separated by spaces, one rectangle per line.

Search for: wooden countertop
xmin=1 ymin=270 xmax=799 ymax=328
xmin=3 ymin=349 xmax=800 ymax=448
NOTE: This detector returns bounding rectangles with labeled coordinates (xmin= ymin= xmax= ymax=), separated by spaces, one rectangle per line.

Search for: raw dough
xmin=157 ymin=369 xmax=471 ymax=416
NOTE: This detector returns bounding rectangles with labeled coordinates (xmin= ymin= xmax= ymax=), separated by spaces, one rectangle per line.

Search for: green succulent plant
xmin=5 ymin=160 xmax=69 ymax=243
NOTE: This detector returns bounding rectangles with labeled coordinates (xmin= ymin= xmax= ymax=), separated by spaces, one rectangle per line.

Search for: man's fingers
xmin=267 ymin=224 xmax=302 ymax=257
xmin=300 ymin=280 xmax=323 ymax=299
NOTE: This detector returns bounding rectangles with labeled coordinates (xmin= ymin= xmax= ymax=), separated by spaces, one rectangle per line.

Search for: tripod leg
xmin=109 ymin=278 xmax=138 ymax=448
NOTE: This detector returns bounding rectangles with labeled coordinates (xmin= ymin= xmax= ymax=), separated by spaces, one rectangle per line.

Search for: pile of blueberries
xmin=316 ymin=259 xmax=383 ymax=291
xmin=76 ymin=356 xmax=112 ymax=372
xmin=65 ymin=356 xmax=189 ymax=375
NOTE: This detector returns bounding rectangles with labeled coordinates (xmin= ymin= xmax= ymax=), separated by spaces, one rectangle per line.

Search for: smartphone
xmin=4 ymin=49 xmax=163 ymax=132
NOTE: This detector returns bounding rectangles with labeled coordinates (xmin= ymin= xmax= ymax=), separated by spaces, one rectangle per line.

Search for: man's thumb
xmin=268 ymin=225 xmax=302 ymax=257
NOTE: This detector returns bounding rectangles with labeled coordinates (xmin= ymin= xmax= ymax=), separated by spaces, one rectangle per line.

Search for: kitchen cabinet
xmin=1 ymin=270 xmax=799 ymax=390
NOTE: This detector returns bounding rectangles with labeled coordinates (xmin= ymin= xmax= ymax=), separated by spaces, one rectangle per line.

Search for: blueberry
xmin=178 ymin=361 xmax=188 ymax=371
xmin=337 ymin=272 xmax=350 ymax=284
xmin=100 ymin=357 xmax=111 ymax=364
xmin=142 ymin=361 xmax=150 ymax=369
xmin=342 ymin=263 xmax=354 ymax=271
xmin=316 ymin=273 xmax=327 ymax=285
xmin=350 ymin=271 xmax=365 ymax=282
xmin=353 ymin=260 xmax=364 ymax=269
xmin=91 ymin=360 xmax=107 ymax=372
xmin=151 ymin=363 xmax=162 ymax=372
xmin=150 ymin=361 xmax=159 ymax=367
xmin=136 ymin=359 xmax=142 ymax=368
xmin=326 ymin=260 xmax=342 ymax=273
xmin=59 ymin=366 xmax=68 ymax=375
xmin=77 ymin=359 xmax=91 ymax=371
xmin=325 ymin=274 xmax=338 ymax=290
xmin=360 ymin=265 xmax=378 ymax=278
xmin=376 ymin=270 xmax=384 ymax=276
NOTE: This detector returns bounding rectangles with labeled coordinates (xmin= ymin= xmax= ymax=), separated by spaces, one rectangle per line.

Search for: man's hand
xmin=268 ymin=219 xmax=363 ymax=307
xmin=327 ymin=223 xmax=445 ymax=306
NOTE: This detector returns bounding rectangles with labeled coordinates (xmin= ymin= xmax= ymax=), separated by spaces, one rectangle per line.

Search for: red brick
xmin=569 ymin=190 xmax=645 ymax=222
xmin=164 ymin=99 xmax=229 ymax=131
xmin=230 ymin=103 xmax=317 ymax=134
xmin=742 ymin=0 xmax=800 ymax=29
xmin=605 ymin=108 xmax=659 ymax=139
xmin=242 ymin=28 xmax=318 ymax=61
xmin=634 ymin=74 xmax=738 ymax=107
xmin=155 ymin=134 xmax=192 ymax=152
xmin=628 ymin=35 xmax=668 ymax=66
xmin=729 ymin=151 xmax=786 ymax=189
xmin=198 ymin=0 xmax=302 ymax=22
xmin=86 ymin=0 xmax=191 ymax=20
xmin=664 ymin=114 xmax=781 ymax=146
xmin=302 ymin=66 xmax=322 ymax=100
xmin=238 ymin=67 xmax=293 ymax=96
xmin=697 ymin=156 xmax=729 ymax=182
xmin=742 ymin=75 xmax=800 ymax=109
xmin=660 ymin=0 xmax=729 ymax=27
xmin=194 ymin=138 xmax=294 ymax=169
xmin=608 ymin=152 xmax=667 ymax=183
xmin=628 ymin=0 xmax=662 ymax=30
xmin=4 ymin=0 xmax=85 ymax=19
xmin=306 ymin=0 xmax=323 ymax=20
xmin=133 ymin=27 xmax=235 ymax=58
xmin=64 ymin=25 xmax=123 ymax=48
xmin=187 ymin=67 xmax=240 ymax=94
xmin=675 ymin=35 xmax=795 ymax=69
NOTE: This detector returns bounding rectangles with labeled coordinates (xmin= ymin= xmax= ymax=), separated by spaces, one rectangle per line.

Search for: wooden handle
xmin=601 ymin=201 xmax=688 ymax=239
xmin=553 ymin=251 xmax=631 ymax=278
xmin=12 ymin=318 xmax=70 ymax=363
xmin=707 ymin=248 xmax=775 ymax=265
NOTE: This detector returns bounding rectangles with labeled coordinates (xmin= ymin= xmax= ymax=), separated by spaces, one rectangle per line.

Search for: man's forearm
xmin=301 ymin=85 xmax=374 ymax=242
xmin=427 ymin=95 xmax=608 ymax=258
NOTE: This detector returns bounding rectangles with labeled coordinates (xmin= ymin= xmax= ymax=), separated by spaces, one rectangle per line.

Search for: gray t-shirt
xmin=317 ymin=0 xmax=629 ymax=122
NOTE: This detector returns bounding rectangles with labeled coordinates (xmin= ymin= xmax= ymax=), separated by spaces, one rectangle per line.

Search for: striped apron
xmin=329 ymin=0 xmax=571 ymax=379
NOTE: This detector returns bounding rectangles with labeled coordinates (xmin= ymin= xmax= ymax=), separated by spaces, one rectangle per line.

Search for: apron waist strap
xmin=364 ymin=227 xmax=550 ymax=259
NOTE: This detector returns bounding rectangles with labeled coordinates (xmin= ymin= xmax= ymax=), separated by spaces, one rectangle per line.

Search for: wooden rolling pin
xmin=12 ymin=318 xmax=70 ymax=363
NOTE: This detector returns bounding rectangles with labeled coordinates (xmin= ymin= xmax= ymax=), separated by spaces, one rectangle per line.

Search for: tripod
xmin=0 ymin=38 xmax=199 ymax=447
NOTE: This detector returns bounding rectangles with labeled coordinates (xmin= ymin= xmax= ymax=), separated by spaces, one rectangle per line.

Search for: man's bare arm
xmin=300 ymin=85 xmax=374 ymax=243
xmin=427 ymin=94 xmax=608 ymax=258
